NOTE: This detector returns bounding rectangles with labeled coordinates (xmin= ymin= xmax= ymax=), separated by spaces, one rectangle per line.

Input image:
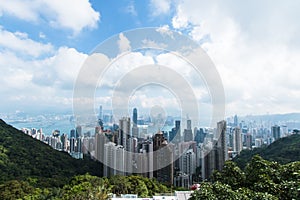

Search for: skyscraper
xmin=99 ymin=105 xmax=103 ymax=120
xmin=234 ymin=115 xmax=238 ymax=127
xmin=233 ymin=127 xmax=242 ymax=155
xmin=184 ymin=119 xmax=193 ymax=142
xmin=95 ymin=132 xmax=107 ymax=163
xmin=133 ymin=108 xmax=137 ymax=126
xmin=75 ymin=126 xmax=82 ymax=138
xmin=119 ymin=117 xmax=131 ymax=147
xmin=132 ymin=108 xmax=139 ymax=138
xmin=202 ymin=120 xmax=228 ymax=180
xmin=216 ymin=120 xmax=227 ymax=169
xmin=153 ymin=131 xmax=174 ymax=185
xmin=169 ymin=120 xmax=181 ymax=142
xmin=272 ymin=125 xmax=281 ymax=141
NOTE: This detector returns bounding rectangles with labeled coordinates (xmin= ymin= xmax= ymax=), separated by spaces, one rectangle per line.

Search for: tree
xmin=212 ymin=161 xmax=245 ymax=189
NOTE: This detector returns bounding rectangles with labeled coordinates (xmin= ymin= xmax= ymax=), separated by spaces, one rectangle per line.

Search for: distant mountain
xmin=0 ymin=119 xmax=102 ymax=187
xmin=233 ymin=134 xmax=300 ymax=169
xmin=240 ymin=113 xmax=300 ymax=129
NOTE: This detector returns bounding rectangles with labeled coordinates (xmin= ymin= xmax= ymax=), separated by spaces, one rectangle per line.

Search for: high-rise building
xmin=272 ymin=125 xmax=281 ymax=141
xmin=234 ymin=115 xmax=238 ymax=127
xmin=179 ymin=149 xmax=196 ymax=185
xmin=104 ymin=142 xmax=116 ymax=177
xmin=61 ymin=133 xmax=68 ymax=152
xmin=194 ymin=128 xmax=206 ymax=144
xmin=246 ymin=133 xmax=253 ymax=149
xmin=216 ymin=120 xmax=227 ymax=167
xmin=119 ymin=117 xmax=131 ymax=147
xmin=76 ymin=126 xmax=82 ymax=138
xmin=169 ymin=120 xmax=181 ymax=143
xmin=233 ymin=127 xmax=242 ymax=155
xmin=184 ymin=120 xmax=193 ymax=142
xmin=70 ymin=129 xmax=75 ymax=138
xmin=99 ymin=105 xmax=103 ymax=120
xmin=133 ymin=108 xmax=137 ymax=126
xmin=153 ymin=131 xmax=174 ymax=185
xmin=187 ymin=119 xmax=192 ymax=130
xmin=95 ymin=132 xmax=107 ymax=163
xmin=201 ymin=120 xmax=227 ymax=180
xmin=136 ymin=141 xmax=153 ymax=178
xmin=132 ymin=108 xmax=139 ymax=138
xmin=70 ymin=137 xmax=76 ymax=153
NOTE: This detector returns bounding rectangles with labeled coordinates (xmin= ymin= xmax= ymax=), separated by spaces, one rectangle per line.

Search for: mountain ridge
xmin=0 ymin=119 xmax=102 ymax=187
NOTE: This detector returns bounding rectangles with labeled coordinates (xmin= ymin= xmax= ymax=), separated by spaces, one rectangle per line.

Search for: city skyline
xmin=1 ymin=1 xmax=300 ymax=117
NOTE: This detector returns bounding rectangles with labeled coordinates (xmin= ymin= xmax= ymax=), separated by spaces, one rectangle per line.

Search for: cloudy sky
xmin=1 ymin=0 xmax=300 ymax=118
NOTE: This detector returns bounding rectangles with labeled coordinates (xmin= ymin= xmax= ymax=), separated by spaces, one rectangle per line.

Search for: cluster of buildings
xmin=21 ymin=107 xmax=299 ymax=188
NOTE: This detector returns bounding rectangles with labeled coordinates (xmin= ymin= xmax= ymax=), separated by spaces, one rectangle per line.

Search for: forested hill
xmin=233 ymin=134 xmax=300 ymax=169
xmin=0 ymin=119 xmax=102 ymax=187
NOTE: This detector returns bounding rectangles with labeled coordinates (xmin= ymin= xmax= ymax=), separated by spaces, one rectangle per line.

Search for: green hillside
xmin=0 ymin=119 xmax=102 ymax=187
xmin=233 ymin=134 xmax=300 ymax=169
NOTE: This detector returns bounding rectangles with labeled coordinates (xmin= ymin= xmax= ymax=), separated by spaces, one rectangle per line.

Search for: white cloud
xmin=44 ymin=0 xmax=100 ymax=34
xmin=170 ymin=0 xmax=300 ymax=115
xmin=149 ymin=0 xmax=171 ymax=16
xmin=33 ymin=47 xmax=87 ymax=89
xmin=0 ymin=0 xmax=100 ymax=34
xmin=0 ymin=0 xmax=39 ymax=21
xmin=0 ymin=28 xmax=88 ymax=112
xmin=118 ymin=33 xmax=131 ymax=53
xmin=0 ymin=28 xmax=53 ymax=57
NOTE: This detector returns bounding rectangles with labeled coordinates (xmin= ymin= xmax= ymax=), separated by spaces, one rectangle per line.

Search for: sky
xmin=1 ymin=0 xmax=300 ymax=119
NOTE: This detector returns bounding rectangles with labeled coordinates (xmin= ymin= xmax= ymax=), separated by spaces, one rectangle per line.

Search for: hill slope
xmin=233 ymin=134 xmax=300 ymax=169
xmin=0 ymin=119 xmax=102 ymax=187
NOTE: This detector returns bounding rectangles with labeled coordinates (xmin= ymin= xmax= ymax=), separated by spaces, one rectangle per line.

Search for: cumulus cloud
xmin=169 ymin=0 xmax=300 ymax=115
xmin=0 ymin=28 xmax=53 ymax=57
xmin=0 ymin=28 xmax=88 ymax=112
xmin=0 ymin=0 xmax=100 ymax=34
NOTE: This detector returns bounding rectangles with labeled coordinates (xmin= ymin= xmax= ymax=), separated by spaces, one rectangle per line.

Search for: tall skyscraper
xmin=184 ymin=120 xmax=193 ymax=142
xmin=234 ymin=115 xmax=238 ymax=127
xmin=133 ymin=108 xmax=137 ymax=126
xmin=216 ymin=120 xmax=227 ymax=169
xmin=76 ymin=126 xmax=82 ymax=138
xmin=202 ymin=120 xmax=228 ymax=180
xmin=153 ymin=131 xmax=174 ymax=185
xmin=99 ymin=105 xmax=103 ymax=120
xmin=246 ymin=133 xmax=253 ymax=149
xmin=180 ymin=149 xmax=196 ymax=184
xmin=187 ymin=119 xmax=192 ymax=130
xmin=132 ymin=108 xmax=139 ymax=138
xmin=272 ymin=125 xmax=281 ymax=141
xmin=233 ymin=127 xmax=242 ymax=155
xmin=95 ymin=132 xmax=108 ymax=163
xmin=169 ymin=120 xmax=181 ymax=142
xmin=136 ymin=141 xmax=153 ymax=178
xmin=119 ymin=117 xmax=131 ymax=147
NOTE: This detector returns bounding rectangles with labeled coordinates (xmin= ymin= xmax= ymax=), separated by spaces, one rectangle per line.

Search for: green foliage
xmin=193 ymin=156 xmax=299 ymax=200
xmin=0 ymin=180 xmax=34 ymax=200
xmin=234 ymin=134 xmax=300 ymax=169
xmin=0 ymin=119 xmax=102 ymax=187
xmin=212 ymin=161 xmax=246 ymax=189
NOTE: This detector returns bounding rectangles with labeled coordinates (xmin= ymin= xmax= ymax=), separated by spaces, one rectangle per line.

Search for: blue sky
xmin=1 ymin=0 xmax=300 ymax=118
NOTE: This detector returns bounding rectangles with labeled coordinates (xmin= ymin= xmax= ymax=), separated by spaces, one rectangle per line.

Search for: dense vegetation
xmin=191 ymin=156 xmax=300 ymax=200
xmin=0 ymin=174 xmax=170 ymax=199
xmin=234 ymin=134 xmax=300 ymax=169
xmin=0 ymin=119 xmax=102 ymax=187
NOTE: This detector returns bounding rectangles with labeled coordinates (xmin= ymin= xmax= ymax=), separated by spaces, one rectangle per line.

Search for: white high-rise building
xmin=233 ymin=127 xmax=243 ymax=155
